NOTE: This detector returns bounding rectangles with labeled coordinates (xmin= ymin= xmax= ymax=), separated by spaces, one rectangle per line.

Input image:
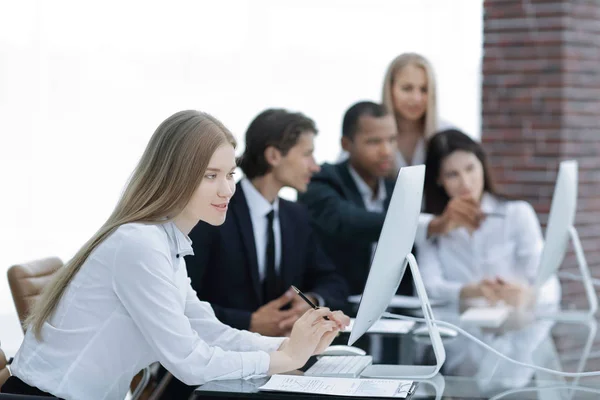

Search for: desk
xmin=192 ymin=312 xmax=600 ymax=399
xmin=191 ymin=376 xmax=399 ymax=400
xmin=192 ymin=375 xmax=600 ymax=400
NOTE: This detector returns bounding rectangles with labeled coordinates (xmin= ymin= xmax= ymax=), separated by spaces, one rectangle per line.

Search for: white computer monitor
xmin=535 ymin=160 xmax=597 ymax=318
xmin=535 ymin=160 xmax=577 ymax=288
xmin=348 ymin=164 xmax=445 ymax=379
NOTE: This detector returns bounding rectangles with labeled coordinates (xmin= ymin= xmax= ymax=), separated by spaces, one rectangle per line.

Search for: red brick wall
xmin=482 ymin=0 xmax=600 ymax=358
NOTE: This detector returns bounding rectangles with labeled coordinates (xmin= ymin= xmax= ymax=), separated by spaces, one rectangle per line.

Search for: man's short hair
xmin=238 ymin=109 xmax=317 ymax=179
xmin=342 ymin=101 xmax=389 ymax=139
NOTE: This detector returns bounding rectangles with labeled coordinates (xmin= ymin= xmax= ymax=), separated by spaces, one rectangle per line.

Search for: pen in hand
xmin=291 ymin=285 xmax=330 ymax=320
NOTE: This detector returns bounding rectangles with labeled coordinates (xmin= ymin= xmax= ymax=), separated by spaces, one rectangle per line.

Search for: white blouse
xmin=11 ymin=222 xmax=285 ymax=400
xmin=394 ymin=118 xmax=456 ymax=169
xmin=417 ymin=193 xmax=560 ymax=305
xmin=395 ymin=137 xmax=426 ymax=169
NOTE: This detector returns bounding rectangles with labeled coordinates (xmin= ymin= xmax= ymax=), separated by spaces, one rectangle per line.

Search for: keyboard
xmin=304 ymin=356 xmax=373 ymax=378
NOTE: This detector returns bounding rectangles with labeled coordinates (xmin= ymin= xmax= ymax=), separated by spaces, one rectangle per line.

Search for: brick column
xmin=481 ymin=0 xmax=600 ymax=312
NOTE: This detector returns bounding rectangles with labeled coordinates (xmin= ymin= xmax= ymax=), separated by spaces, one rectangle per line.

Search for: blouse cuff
xmin=242 ymin=351 xmax=272 ymax=379
xmin=446 ymin=282 xmax=464 ymax=304
xmin=416 ymin=213 xmax=435 ymax=248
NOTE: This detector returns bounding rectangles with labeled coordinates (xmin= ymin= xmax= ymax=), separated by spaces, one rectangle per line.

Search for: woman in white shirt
xmin=417 ymin=129 xmax=560 ymax=308
xmin=1 ymin=110 xmax=349 ymax=400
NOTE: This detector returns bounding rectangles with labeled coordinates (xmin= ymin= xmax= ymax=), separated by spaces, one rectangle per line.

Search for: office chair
xmin=6 ymin=257 xmax=152 ymax=400
xmin=7 ymin=257 xmax=63 ymax=330
xmin=0 ymin=345 xmax=9 ymax=389
xmin=146 ymin=366 xmax=172 ymax=400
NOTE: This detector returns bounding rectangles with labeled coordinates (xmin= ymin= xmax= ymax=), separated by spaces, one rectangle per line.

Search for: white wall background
xmin=0 ymin=0 xmax=483 ymax=354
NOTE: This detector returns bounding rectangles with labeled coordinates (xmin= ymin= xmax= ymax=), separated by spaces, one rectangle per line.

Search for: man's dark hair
xmin=238 ymin=108 xmax=317 ymax=179
xmin=342 ymin=101 xmax=389 ymax=139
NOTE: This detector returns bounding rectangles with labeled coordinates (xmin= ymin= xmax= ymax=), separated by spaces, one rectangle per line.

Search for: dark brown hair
xmin=424 ymin=129 xmax=501 ymax=215
xmin=238 ymin=109 xmax=317 ymax=179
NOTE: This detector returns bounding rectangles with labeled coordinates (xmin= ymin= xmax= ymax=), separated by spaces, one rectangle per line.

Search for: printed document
xmin=259 ymin=375 xmax=414 ymax=398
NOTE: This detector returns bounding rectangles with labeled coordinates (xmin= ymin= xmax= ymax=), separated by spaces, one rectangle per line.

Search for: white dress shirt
xmin=344 ymin=163 xmax=433 ymax=252
xmin=347 ymin=165 xmax=387 ymax=213
xmin=240 ymin=178 xmax=281 ymax=281
xmin=417 ymin=193 xmax=561 ymax=304
xmin=348 ymin=165 xmax=387 ymax=260
xmin=11 ymin=221 xmax=285 ymax=400
xmin=240 ymin=178 xmax=324 ymax=306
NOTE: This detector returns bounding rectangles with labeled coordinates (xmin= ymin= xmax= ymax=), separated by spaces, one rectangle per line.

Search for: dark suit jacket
xmin=297 ymin=160 xmax=414 ymax=296
xmin=185 ymin=182 xmax=348 ymax=330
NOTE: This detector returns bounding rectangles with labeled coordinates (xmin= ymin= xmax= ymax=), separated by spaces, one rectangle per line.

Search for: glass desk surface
xmin=192 ymin=306 xmax=600 ymax=399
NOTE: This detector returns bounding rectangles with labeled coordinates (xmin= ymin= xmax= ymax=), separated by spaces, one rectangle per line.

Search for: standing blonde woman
xmin=381 ymin=53 xmax=479 ymax=240
xmin=1 ymin=110 xmax=349 ymax=399
xmin=382 ymin=52 xmax=451 ymax=169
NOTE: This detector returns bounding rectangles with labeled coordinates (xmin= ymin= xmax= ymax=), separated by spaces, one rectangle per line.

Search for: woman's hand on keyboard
xmin=284 ymin=308 xmax=339 ymax=368
xmin=312 ymin=310 xmax=351 ymax=355
xmin=328 ymin=310 xmax=351 ymax=330
xmin=268 ymin=309 xmax=350 ymax=374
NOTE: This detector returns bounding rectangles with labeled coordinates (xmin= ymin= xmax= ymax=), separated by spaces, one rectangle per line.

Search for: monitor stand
xmin=538 ymin=226 xmax=598 ymax=322
xmin=398 ymin=373 xmax=445 ymax=400
xmin=418 ymin=373 xmax=446 ymax=400
xmin=359 ymin=253 xmax=446 ymax=380
xmin=542 ymin=318 xmax=597 ymax=400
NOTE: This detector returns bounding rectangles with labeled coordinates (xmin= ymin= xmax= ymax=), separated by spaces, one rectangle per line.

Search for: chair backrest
xmin=7 ymin=257 xmax=63 ymax=331
xmin=0 ymin=345 xmax=9 ymax=389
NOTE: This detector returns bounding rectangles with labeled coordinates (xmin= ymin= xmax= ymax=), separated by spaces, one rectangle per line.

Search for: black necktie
xmin=263 ymin=210 xmax=278 ymax=302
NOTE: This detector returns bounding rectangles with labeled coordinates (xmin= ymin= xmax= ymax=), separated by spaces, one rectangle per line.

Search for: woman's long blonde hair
xmin=27 ymin=110 xmax=236 ymax=339
xmin=381 ymin=52 xmax=439 ymax=140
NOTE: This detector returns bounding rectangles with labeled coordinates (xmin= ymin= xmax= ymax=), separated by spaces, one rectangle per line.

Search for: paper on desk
xmin=259 ymin=375 xmax=414 ymax=398
xmin=343 ymin=318 xmax=415 ymax=334
xmin=460 ymin=305 xmax=511 ymax=328
xmin=348 ymin=294 xmax=447 ymax=309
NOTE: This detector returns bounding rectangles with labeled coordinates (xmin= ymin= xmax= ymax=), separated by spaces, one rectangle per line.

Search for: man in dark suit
xmin=298 ymin=102 xmax=487 ymax=298
xmin=298 ymin=101 xmax=417 ymax=296
xmin=186 ymin=108 xmax=348 ymax=337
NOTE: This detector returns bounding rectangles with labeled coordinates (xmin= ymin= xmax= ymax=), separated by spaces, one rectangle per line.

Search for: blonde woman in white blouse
xmin=2 ymin=111 xmax=349 ymax=400
xmin=417 ymin=129 xmax=560 ymax=308
xmin=381 ymin=52 xmax=443 ymax=168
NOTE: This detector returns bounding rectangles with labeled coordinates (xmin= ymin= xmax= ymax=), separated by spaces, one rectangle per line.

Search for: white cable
xmin=382 ymin=312 xmax=600 ymax=378
xmin=488 ymin=384 xmax=600 ymax=400
xmin=558 ymin=271 xmax=600 ymax=287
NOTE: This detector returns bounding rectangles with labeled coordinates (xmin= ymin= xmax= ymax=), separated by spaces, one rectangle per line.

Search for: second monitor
xmin=348 ymin=164 xmax=446 ymax=379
